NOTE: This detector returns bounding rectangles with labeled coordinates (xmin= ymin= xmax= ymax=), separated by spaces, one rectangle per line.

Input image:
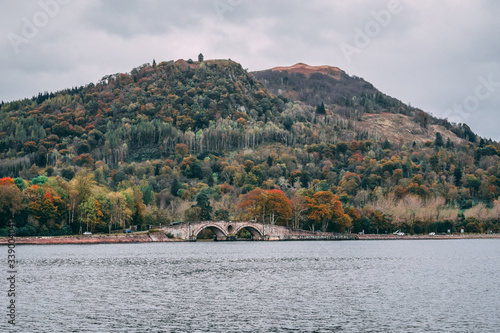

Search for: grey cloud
xmin=0 ymin=0 xmax=499 ymax=140
xmin=79 ymin=0 xmax=215 ymax=37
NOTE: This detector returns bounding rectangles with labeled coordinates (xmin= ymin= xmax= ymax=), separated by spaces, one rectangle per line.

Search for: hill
xmin=252 ymin=63 xmax=479 ymax=144
xmin=0 ymin=58 xmax=499 ymax=238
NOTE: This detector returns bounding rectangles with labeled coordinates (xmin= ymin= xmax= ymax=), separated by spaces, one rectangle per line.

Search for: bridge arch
xmin=192 ymin=223 xmax=228 ymax=240
xmin=233 ymin=224 xmax=263 ymax=239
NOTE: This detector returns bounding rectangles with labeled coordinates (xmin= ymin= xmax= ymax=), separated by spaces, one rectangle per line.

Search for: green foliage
xmin=434 ymin=132 xmax=444 ymax=147
xmin=31 ymin=176 xmax=49 ymax=185
xmin=14 ymin=178 xmax=25 ymax=190
xmin=315 ymin=102 xmax=326 ymax=115
xmin=214 ymin=209 xmax=230 ymax=221
xmin=195 ymin=193 xmax=212 ymax=220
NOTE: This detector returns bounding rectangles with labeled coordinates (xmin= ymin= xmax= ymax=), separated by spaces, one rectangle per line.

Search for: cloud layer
xmin=1 ymin=0 xmax=499 ymax=140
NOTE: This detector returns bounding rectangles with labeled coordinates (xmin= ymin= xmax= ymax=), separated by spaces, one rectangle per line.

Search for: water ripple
xmin=3 ymin=240 xmax=500 ymax=332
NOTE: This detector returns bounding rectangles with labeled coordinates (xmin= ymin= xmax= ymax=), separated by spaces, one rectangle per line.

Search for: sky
xmin=1 ymin=0 xmax=499 ymax=140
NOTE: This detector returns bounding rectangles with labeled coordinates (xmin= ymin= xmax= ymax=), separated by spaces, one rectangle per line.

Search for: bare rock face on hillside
xmin=356 ymin=113 xmax=466 ymax=145
xmin=269 ymin=63 xmax=343 ymax=80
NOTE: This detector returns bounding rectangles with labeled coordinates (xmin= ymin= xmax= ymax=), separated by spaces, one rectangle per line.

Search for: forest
xmin=0 ymin=58 xmax=499 ymax=237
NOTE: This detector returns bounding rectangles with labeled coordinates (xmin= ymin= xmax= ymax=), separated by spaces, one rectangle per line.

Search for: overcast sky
xmin=1 ymin=0 xmax=499 ymax=140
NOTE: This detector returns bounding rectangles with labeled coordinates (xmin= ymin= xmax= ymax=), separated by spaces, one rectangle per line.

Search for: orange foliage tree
xmin=306 ymin=191 xmax=351 ymax=232
xmin=306 ymin=191 xmax=336 ymax=232
xmin=238 ymin=188 xmax=292 ymax=225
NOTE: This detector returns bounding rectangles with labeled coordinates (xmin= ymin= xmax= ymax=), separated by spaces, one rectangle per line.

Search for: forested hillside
xmin=0 ymin=58 xmax=499 ymax=238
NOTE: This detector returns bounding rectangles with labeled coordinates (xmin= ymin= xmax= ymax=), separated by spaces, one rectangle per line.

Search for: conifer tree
xmin=195 ymin=193 xmax=212 ymax=220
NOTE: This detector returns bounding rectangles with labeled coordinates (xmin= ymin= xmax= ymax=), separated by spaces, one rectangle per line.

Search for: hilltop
xmin=269 ymin=63 xmax=343 ymax=80
xmin=0 ymin=58 xmax=499 ymax=238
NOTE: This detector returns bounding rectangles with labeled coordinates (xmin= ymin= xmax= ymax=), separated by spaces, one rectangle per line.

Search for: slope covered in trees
xmin=0 ymin=58 xmax=499 ymax=238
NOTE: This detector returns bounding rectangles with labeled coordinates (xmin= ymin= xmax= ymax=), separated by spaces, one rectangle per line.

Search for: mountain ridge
xmin=266 ymin=62 xmax=343 ymax=80
xmin=0 ymin=57 xmax=499 ymax=238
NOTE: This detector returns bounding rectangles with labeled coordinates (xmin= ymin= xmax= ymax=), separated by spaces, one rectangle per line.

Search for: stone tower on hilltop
xmin=198 ymin=53 xmax=204 ymax=62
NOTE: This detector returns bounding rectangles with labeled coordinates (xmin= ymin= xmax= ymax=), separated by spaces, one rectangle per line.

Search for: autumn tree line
xmin=1 ymin=134 xmax=500 ymax=237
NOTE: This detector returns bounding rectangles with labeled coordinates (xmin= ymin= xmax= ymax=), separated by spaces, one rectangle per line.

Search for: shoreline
xmin=357 ymin=234 xmax=500 ymax=241
xmin=1 ymin=232 xmax=499 ymax=245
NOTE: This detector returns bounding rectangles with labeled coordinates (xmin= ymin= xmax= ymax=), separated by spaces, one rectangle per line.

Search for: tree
xmin=290 ymin=194 xmax=307 ymax=229
xmin=108 ymin=192 xmax=132 ymax=232
xmin=336 ymin=214 xmax=352 ymax=232
xmin=73 ymin=169 xmax=96 ymax=204
xmin=40 ymin=192 xmax=57 ymax=225
xmin=347 ymin=207 xmax=362 ymax=232
xmin=175 ymin=144 xmax=188 ymax=157
xmin=170 ymin=178 xmax=181 ymax=197
xmin=79 ymin=195 xmax=103 ymax=233
xmin=195 ymin=192 xmax=212 ymax=220
xmin=446 ymin=138 xmax=454 ymax=149
xmin=184 ymin=206 xmax=201 ymax=222
xmin=237 ymin=188 xmax=292 ymax=225
xmin=300 ymin=172 xmax=311 ymax=188
xmin=0 ymin=185 xmax=24 ymax=228
xmin=262 ymin=190 xmax=292 ymax=225
xmin=237 ymin=188 xmax=265 ymax=221
xmin=68 ymin=189 xmax=78 ymax=229
xmin=316 ymin=102 xmax=326 ymax=115
xmin=267 ymin=155 xmax=273 ymax=167
xmin=371 ymin=210 xmax=389 ymax=234
xmin=454 ymin=167 xmax=463 ymax=186
xmin=207 ymin=174 xmax=215 ymax=187
xmin=214 ymin=209 xmax=230 ymax=221
xmin=131 ymin=186 xmax=146 ymax=229
xmin=434 ymin=132 xmax=444 ymax=147
xmin=306 ymin=191 xmax=342 ymax=232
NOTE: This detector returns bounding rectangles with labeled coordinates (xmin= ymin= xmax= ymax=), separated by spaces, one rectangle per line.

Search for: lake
xmin=3 ymin=240 xmax=500 ymax=332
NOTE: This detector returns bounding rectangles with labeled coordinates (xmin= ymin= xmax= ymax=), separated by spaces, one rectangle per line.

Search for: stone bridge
xmin=162 ymin=221 xmax=357 ymax=241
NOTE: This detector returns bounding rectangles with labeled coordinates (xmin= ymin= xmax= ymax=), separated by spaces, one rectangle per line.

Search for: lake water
xmin=3 ymin=240 xmax=500 ymax=332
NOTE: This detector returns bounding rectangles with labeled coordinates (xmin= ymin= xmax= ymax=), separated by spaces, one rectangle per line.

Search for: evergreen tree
xmin=195 ymin=193 xmax=212 ymax=220
xmin=170 ymin=178 xmax=180 ymax=197
xmin=207 ymin=174 xmax=214 ymax=187
xmin=300 ymin=172 xmax=311 ymax=188
xmin=316 ymin=102 xmax=326 ymax=114
xmin=446 ymin=138 xmax=454 ymax=149
xmin=267 ymin=155 xmax=273 ymax=167
xmin=454 ymin=167 xmax=463 ymax=186
xmin=434 ymin=132 xmax=444 ymax=147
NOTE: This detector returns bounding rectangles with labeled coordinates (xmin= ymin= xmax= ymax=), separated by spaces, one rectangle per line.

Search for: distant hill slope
xmin=252 ymin=62 xmax=406 ymax=114
xmin=252 ymin=63 xmax=478 ymax=144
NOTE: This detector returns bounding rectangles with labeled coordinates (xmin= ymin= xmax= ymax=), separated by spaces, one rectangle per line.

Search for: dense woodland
xmin=1 ymin=58 xmax=500 ymax=237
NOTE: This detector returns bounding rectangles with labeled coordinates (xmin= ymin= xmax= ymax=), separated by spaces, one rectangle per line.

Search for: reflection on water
xmin=4 ymin=240 xmax=500 ymax=332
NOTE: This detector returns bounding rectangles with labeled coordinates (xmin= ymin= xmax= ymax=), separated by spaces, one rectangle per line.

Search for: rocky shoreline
xmin=1 ymin=232 xmax=499 ymax=245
